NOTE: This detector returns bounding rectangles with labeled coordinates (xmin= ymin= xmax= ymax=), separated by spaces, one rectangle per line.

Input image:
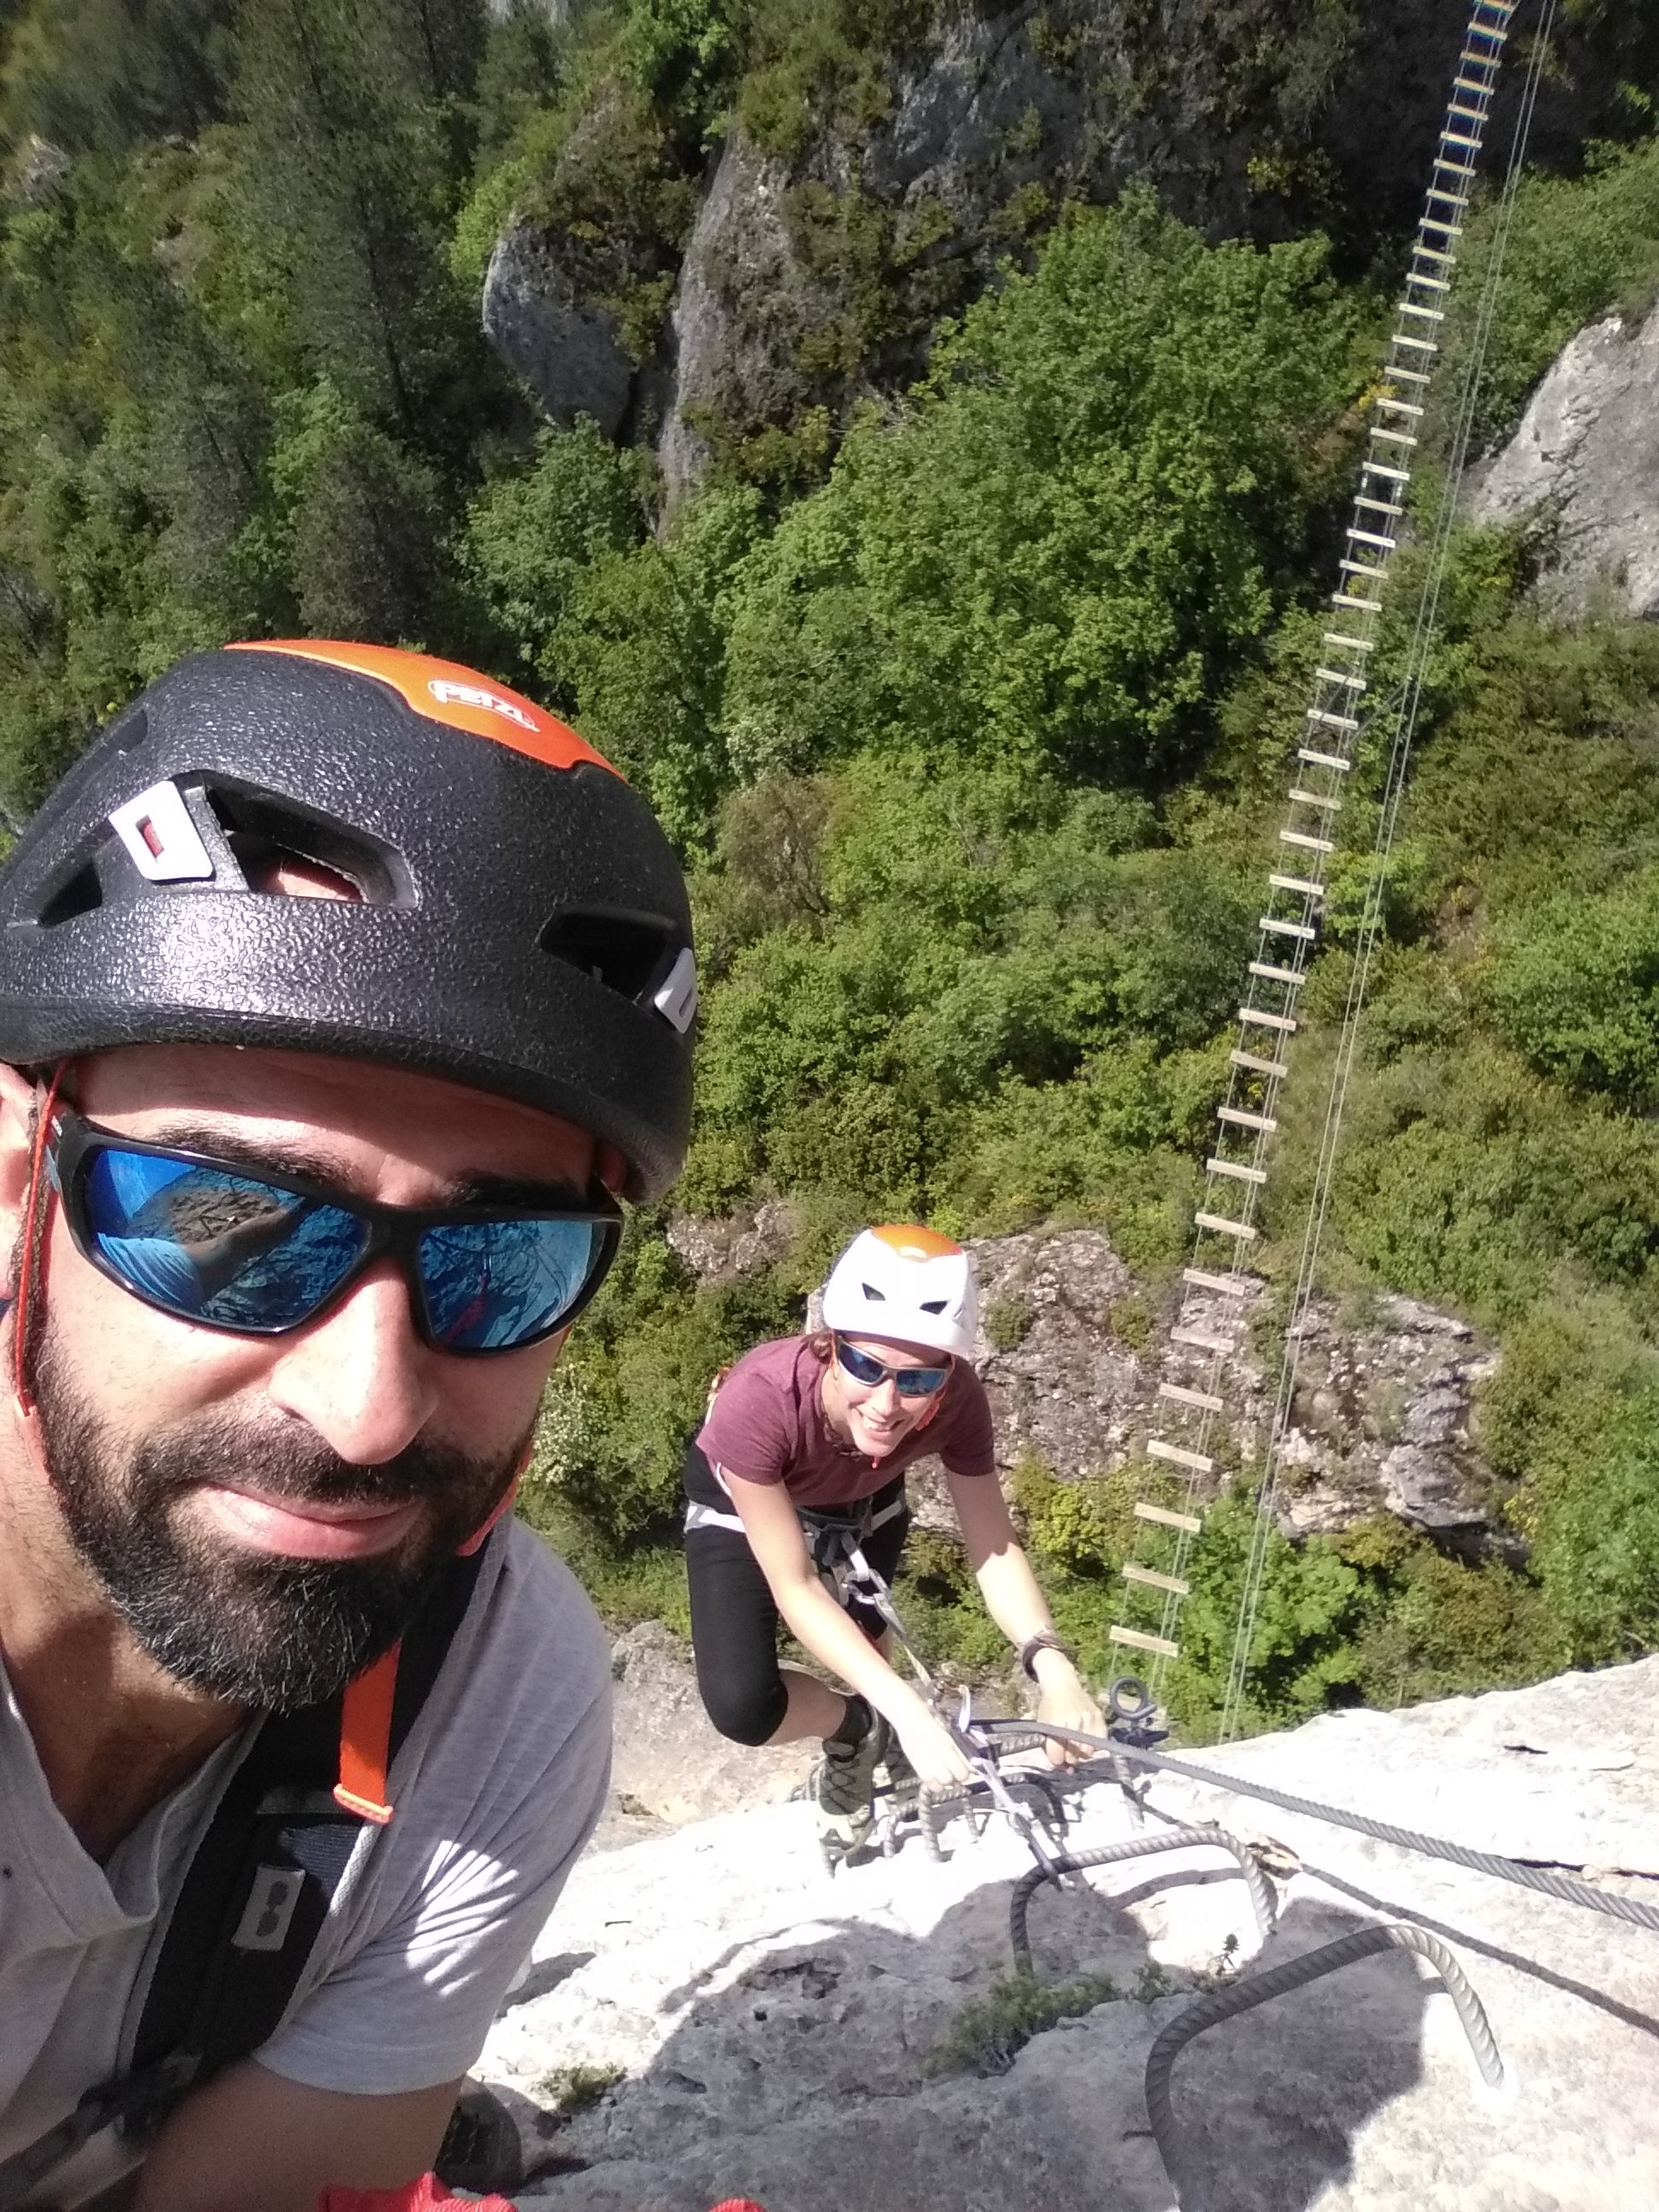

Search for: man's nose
xmin=265 ymin=1263 xmax=439 ymax=1464
xmin=868 ymin=1376 xmax=903 ymax=1417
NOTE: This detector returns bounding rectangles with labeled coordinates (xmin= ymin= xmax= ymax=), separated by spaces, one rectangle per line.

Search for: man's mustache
xmin=143 ymin=1418 xmax=479 ymax=1513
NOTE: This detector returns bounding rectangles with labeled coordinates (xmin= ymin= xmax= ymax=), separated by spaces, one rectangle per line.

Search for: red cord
xmin=14 ymin=1060 xmax=67 ymax=1419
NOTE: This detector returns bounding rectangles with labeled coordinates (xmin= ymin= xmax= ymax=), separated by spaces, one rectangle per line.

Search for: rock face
xmin=482 ymin=225 xmax=637 ymax=435
xmin=672 ymin=1212 xmax=1502 ymax=1545
xmin=1467 ymin=305 xmax=1659 ymax=622
xmin=479 ymin=1656 xmax=1659 ymax=2209
xmin=599 ymin=1620 xmax=811 ymax=1847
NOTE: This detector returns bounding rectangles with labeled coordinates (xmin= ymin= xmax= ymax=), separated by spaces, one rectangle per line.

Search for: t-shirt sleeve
xmin=696 ymin=1348 xmax=795 ymax=1485
xmin=253 ymin=1537 xmax=612 ymax=2097
xmin=939 ymin=1368 xmax=998 ymax=1480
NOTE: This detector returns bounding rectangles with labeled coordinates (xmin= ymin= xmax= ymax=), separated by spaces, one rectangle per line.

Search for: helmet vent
xmin=861 ymin=1284 xmax=886 ymax=1301
xmin=920 ymin=1299 xmax=946 ymax=1313
xmin=540 ymin=909 xmax=675 ymax=1002
xmin=37 ymin=863 xmax=104 ymax=928
xmin=202 ymin=786 xmax=406 ymax=906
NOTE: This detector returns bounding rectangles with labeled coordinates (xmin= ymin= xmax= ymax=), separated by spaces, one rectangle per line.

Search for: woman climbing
xmin=684 ymin=1224 xmax=1106 ymax=1865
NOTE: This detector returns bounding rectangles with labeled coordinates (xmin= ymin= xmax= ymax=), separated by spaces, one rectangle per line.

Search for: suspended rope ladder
xmin=1109 ymin=0 xmax=1544 ymax=1704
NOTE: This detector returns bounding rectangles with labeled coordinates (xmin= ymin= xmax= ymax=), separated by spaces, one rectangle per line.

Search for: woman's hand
xmin=1031 ymin=1653 xmax=1107 ymax=1768
xmin=891 ymin=1703 xmax=976 ymax=1792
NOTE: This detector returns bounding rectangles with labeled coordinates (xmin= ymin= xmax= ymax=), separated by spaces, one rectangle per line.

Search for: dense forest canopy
xmin=3 ymin=0 xmax=1659 ymax=1735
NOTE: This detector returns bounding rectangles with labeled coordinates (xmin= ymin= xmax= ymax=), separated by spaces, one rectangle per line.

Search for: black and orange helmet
xmin=0 ymin=642 xmax=695 ymax=1198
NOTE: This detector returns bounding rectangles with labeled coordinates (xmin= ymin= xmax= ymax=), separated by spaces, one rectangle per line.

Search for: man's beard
xmin=32 ymin=1327 xmax=527 ymax=1711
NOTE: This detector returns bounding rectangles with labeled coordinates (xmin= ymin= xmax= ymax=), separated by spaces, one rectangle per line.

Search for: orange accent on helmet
xmin=227 ymin=641 xmax=621 ymax=780
xmin=868 ymin=1223 xmax=963 ymax=1261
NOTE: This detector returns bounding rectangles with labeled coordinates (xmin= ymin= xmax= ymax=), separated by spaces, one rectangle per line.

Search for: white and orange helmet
xmin=821 ymin=1225 xmax=979 ymax=1358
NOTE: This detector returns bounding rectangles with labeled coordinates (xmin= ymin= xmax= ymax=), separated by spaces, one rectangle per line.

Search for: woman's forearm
xmin=970 ymin=1539 xmax=1059 ymax=1650
xmin=771 ymin=1574 xmax=933 ymax=1730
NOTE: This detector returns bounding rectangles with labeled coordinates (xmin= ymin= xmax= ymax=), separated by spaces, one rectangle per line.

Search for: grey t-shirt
xmin=0 ymin=1522 xmax=610 ymax=2208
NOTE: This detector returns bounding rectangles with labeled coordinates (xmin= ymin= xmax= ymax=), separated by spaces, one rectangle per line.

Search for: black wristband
xmin=1019 ymin=1630 xmax=1075 ymax=1682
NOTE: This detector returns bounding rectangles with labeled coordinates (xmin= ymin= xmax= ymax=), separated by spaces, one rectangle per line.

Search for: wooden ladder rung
xmin=1123 ymin=1562 xmax=1190 ymax=1598
xmin=1182 ymin=1266 xmax=1253 ymax=1297
xmin=1109 ymin=1623 xmax=1180 ymax=1658
xmin=1231 ymin=1048 xmax=1288 ymax=1077
xmin=1136 ymin=1500 xmax=1204 ymax=1534
xmin=1218 ymin=1105 xmax=1277 ymax=1133
xmin=1160 ymin=1379 xmax=1227 ymax=1409
xmin=1172 ymin=1323 xmax=1236 ymax=1353
xmin=1208 ymin=1157 xmax=1268 ymax=1185
xmin=1147 ymin=1437 xmax=1214 ymax=1475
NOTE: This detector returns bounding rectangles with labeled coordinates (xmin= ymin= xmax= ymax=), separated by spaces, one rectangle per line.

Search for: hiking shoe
xmin=878 ymin=1732 xmax=919 ymax=1802
xmin=434 ymin=2081 xmax=525 ymax=2196
xmin=812 ymin=1707 xmax=888 ymax=1866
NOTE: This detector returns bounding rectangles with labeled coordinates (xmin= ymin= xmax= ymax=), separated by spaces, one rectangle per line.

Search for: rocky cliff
xmin=479 ymin=0 xmax=1656 ymax=509
xmin=478 ymin=1654 xmax=1659 ymax=2210
xmin=1467 ymin=300 xmax=1659 ymax=622
xmin=667 ymin=1214 xmax=1505 ymax=1552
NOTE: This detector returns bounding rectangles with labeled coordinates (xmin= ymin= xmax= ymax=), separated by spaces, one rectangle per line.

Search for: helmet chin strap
xmin=12 ymin=1060 xmax=68 ymax=1452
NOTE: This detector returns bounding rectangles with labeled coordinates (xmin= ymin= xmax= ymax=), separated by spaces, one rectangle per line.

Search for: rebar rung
xmin=1122 ymin=1562 xmax=1190 ymax=1598
xmin=1109 ymin=1623 xmax=1180 ymax=1658
xmin=1136 ymin=1500 xmax=1204 ymax=1534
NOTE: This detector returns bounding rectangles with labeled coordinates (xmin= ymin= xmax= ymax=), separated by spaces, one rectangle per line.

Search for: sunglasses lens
xmin=417 ymin=1217 xmax=610 ymax=1352
xmin=900 ymin=1366 xmax=950 ymax=1397
xmin=83 ymin=1148 xmax=366 ymax=1330
xmin=837 ymin=1342 xmax=887 ymax=1386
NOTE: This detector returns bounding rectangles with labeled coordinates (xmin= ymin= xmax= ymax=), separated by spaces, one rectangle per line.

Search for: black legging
xmin=683 ymin=1442 xmax=911 ymax=1746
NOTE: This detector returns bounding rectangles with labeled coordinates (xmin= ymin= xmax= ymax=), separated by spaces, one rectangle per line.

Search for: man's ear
xmin=0 ymin=1063 xmax=41 ymax=1293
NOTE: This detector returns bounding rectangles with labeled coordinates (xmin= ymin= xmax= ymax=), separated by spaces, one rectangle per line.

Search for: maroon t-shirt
xmin=696 ymin=1336 xmax=998 ymax=1509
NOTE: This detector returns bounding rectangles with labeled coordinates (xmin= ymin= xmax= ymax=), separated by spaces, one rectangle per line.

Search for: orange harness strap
xmin=334 ymin=1642 xmax=400 ymax=1824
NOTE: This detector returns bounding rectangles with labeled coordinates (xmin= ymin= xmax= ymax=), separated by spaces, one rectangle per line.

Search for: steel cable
xmin=973 ymin=1719 xmax=1659 ymax=1937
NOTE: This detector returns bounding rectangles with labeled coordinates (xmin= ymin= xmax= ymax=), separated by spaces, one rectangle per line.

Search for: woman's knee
xmin=696 ymin=1666 xmax=788 ymax=1747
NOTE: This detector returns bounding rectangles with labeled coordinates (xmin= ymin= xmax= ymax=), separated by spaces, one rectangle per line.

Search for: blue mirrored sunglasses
xmin=48 ymin=1110 xmax=621 ymax=1357
xmin=834 ymin=1336 xmax=952 ymax=1399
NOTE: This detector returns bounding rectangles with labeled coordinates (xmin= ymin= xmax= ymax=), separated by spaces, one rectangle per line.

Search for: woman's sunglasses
xmin=47 ymin=1110 xmax=622 ymax=1358
xmin=835 ymin=1336 xmax=952 ymax=1399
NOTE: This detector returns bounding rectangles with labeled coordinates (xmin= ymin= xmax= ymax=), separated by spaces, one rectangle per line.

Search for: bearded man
xmin=0 ymin=643 xmax=696 ymax=2209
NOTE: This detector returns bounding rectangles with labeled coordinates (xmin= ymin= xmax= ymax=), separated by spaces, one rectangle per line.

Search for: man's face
xmin=9 ymin=1044 xmax=597 ymax=1709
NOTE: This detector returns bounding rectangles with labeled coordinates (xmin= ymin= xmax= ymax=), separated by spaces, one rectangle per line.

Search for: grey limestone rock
xmin=665 ymin=1211 xmax=1504 ymax=1545
xmin=1466 ymin=303 xmax=1659 ymax=622
xmin=481 ymin=1656 xmax=1659 ymax=2210
xmin=483 ymin=224 xmax=636 ymax=435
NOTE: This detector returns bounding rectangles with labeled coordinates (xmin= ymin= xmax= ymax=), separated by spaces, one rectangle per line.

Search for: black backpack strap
xmin=126 ymin=1543 xmax=487 ymax=2110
